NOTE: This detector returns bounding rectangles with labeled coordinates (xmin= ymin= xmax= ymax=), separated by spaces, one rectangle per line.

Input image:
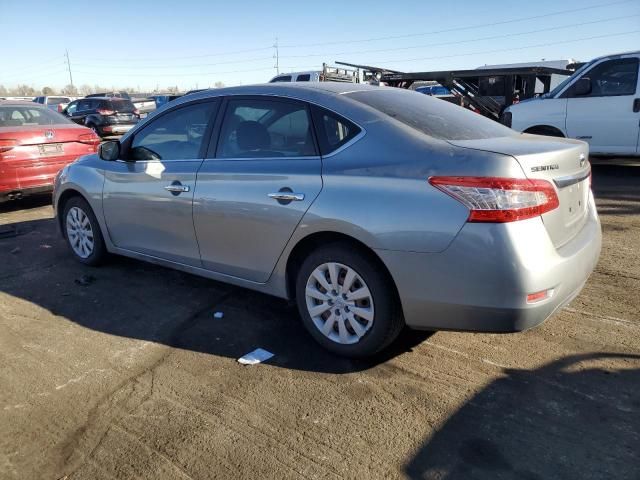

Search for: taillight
xmin=78 ymin=133 xmax=100 ymax=146
xmin=97 ymin=109 xmax=115 ymax=115
xmin=428 ymin=176 xmax=559 ymax=223
xmin=57 ymin=104 xmax=64 ymax=112
xmin=0 ymin=139 xmax=18 ymax=153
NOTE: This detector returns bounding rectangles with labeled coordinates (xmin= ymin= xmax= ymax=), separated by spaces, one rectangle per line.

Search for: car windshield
xmin=0 ymin=106 xmax=72 ymax=126
xmin=545 ymin=60 xmax=596 ymax=98
xmin=347 ymin=88 xmax=513 ymax=140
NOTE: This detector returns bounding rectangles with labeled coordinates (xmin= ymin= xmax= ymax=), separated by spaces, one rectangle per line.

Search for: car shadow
xmin=404 ymin=352 xmax=640 ymax=480
xmin=0 ymin=216 xmax=432 ymax=374
xmin=591 ymin=163 xmax=640 ymax=216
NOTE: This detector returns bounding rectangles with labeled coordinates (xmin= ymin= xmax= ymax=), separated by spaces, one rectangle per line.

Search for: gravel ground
xmin=0 ymin=163 xmax=638 ymax=480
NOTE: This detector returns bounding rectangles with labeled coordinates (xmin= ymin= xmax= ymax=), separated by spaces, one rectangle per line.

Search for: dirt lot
xmin=0 ymin=163 xmax=638 ymax=480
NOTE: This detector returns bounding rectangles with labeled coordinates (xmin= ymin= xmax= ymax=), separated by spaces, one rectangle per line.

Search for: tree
xmin=0 ymin=85 xmax=8 ymax=96
xmin=42 ymin=86 xmax=54 ymax=95
xmin=61 ymin=84 xmax=78 ymax=95
xmin=78 ymin=84 xmax=93 ymax=96
xmin=15 ymin=84 xmax=35 ymax=96
xmin=214 ymin=81 xmax=225 ymax=88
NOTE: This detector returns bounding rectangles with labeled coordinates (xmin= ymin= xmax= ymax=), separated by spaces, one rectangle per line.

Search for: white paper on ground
xmin=238 ymin=348 xmax=274 ymax=365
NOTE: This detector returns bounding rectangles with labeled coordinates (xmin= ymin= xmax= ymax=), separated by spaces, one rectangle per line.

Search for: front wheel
xmin=63 ymin=196 xmax=106 ymax=266
xmin=295 ymin=243 xmax=403 ymax=358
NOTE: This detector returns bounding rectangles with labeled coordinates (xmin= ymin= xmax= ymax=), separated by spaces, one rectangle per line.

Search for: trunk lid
xmin=448 ymin=134 xmax=591 ymax=248
xmin=0 ymin=124 xmax=89 ymax=146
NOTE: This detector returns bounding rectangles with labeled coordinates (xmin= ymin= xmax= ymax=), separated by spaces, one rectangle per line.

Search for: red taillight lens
xmin=429 ymin=176 xmax=560 ymax=223
xmin=96 ymin=109 xmax=115 ymax=115
xmin=0 ymin=139 xmax=18 ymax=153
xmin=57 ymin=104 xmax=64 ymax=112
xmin=78 ymin=133 xmax=100 ymax=146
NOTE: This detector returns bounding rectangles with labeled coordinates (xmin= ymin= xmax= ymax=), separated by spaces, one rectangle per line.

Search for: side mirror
xmin=98 ymin=141 xmax=120 ymax=161
xmin=572 ymin=77 xmax=592 ymax=96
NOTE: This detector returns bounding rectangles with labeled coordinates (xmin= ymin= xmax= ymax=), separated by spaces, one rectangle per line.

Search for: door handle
xmin=268 ymin=192 xmax=305 ymax=201
xmin=164 ymin=184 xmax=190 ymax=193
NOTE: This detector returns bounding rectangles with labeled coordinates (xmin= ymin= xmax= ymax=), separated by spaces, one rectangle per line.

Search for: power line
xmin=371 ymin=29 xmax=640 ymax=66
xmin=279 ymin=0 xmax=637 ymax=48
xmin=278 ymin=14 xmax=640 ymax=60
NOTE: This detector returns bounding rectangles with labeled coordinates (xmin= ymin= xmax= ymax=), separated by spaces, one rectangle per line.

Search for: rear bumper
xmin=97 ymin=124 xmax=135 ymax=136
xmin=377 ymin=192 xmax=602 ymax=332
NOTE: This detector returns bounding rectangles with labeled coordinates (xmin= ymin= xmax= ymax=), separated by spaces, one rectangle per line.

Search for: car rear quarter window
xmin=310 ymin=105 xmax=361 ymax=155
xmin=346 ymin=89 xmax=513 ymax=141
xmin=271 ymin=76 xmax=292 ymax=83
xmin=296 ymin=74 xmax=311 ymax=82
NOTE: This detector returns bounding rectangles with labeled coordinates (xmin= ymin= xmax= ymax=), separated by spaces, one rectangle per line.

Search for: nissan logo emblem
xmin=45 ymin=130 xmax=54 ymax=139
xmin=579 ymin=153 xmax=586 ymax=167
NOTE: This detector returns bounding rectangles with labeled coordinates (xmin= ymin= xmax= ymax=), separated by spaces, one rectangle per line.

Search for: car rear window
xmin=0 ymin=106 xmax=72 ymax=126
xmin=107 ymin=99 xmax=136 ymax=112
xmin=346 ymin=89 xmax=513 ymax=140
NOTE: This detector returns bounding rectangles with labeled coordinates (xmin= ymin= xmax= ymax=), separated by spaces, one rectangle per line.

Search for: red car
xmin=0 ymin=100 xmax=100 ymax=202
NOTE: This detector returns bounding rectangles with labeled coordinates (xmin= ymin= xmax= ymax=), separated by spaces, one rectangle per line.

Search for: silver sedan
xmin=53 ymin=83 xmax=601 ymax=357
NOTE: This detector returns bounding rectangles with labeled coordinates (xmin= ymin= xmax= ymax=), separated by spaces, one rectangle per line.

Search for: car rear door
xmin=564 ymin=56 xmax=640 ymax=155
xmin=102 ymin=99 xmax=219 ymax=266
xmin=193 ymin=96 xmax=322 ymax=282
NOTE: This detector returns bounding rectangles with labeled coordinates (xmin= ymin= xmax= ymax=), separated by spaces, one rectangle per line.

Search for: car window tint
xmin=217 ymin=99 xmax=316 ymax=158
xmin=66 ymin=102 xmax=78 ymax=115
xmin=296 ymin=74 xmax=311 ymax=82
xmin=347 ymin=88 xmax=513 ymax=141
xmin=311 ymin=105 xmax=361 ymax=155
xmin=129 ymin=102 xmax=215 ymax=161
xmin=576 ymin=58 xmax=639 ymax=97
xmin=271 ymin=76 xmax=292 ymax=83
xmin=77 ymin=100 xmax=91 ymax=111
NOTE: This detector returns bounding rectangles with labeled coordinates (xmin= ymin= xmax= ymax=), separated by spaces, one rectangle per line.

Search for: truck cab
xmin=504 ymin=51 xmax=640 ymax=156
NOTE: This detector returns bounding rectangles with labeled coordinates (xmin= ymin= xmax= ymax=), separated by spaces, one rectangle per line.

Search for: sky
xmin=1 ymin=0 xmax=639 ymax=92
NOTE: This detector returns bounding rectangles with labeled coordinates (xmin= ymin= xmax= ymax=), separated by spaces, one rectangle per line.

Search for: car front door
xmin=564 ymin=56 xmax=640 ymax=155
xmin=102 ymin=99 xmax=218 ymax=266
xmin=193 ymin=96 xmax=322 ymax=282
xmin=70 ymin=99 xmax=91 ymax=125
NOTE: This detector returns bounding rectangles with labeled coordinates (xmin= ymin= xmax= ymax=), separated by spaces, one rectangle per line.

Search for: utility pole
xmin=273 ymin=37 xmax=279 ymax=75
xmin=65 ymin=49 xmax=74 ymax=88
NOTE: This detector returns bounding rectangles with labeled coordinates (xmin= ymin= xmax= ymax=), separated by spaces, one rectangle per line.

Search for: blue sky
xmin=1 ymin=0 xmax=639 ymax=91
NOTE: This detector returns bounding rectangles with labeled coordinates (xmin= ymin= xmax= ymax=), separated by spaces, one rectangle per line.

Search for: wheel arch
xmin=284 ymin=231 xmax=402 ymax=313
xmin=523 ymin=125 xmax=566 ymax=137
xmin=57 ymin=188 xmax=86 ymax=237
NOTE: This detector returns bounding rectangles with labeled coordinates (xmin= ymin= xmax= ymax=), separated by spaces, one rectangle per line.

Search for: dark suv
xmin=62 ymin=97 xmax=140 ymax=137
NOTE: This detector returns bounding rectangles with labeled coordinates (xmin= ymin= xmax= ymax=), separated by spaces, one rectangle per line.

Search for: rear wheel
xmin=63 ymin=196 xmax=106 ymax=266
xmin=295 ymin=243 xmax=403 ymax=357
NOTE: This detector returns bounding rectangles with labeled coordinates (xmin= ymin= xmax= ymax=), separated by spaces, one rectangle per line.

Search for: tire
xmin=295 ymin=243 xmax=404 ymax=358
xmin=62 ymin=196 xmax=107 ymax=266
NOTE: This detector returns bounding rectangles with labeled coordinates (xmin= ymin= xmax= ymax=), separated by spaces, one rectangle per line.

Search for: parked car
xmin=53 ymin=83 xmax=601 ymax=357
xmin=269 ymin=64 xmax=358 ymax=83
xmin=86 ymin=91 xmax=131 ymax=99
xmin=130 ymin=97 xmax=157 ymax=117
xmin=62 ymin=97 xmax=140 ymax=137
xmin=0 ymin=100 xmax=99 ymax=201
xmin=33 ymin=96 xmax=72 ymax=112
xmin=502 ymin=51 xmax=640 ymax=156
xmin=415 ymin=85 xmax=452 ymax=97
xmin=149 ymin=94 xmax=183 ymax=109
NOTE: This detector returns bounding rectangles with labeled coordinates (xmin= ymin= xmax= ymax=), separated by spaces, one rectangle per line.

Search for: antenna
xmin=65 ymin=49 xmax=74 ymax=87
xmin=273 ymin=37 xmax=279 ymax=75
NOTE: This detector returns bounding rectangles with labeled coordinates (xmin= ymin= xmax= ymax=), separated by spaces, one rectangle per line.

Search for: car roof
xmin=186 ymin=82 xmax=379 ymax=100
xmin=0 ymin=100 xmax=46 ymax=107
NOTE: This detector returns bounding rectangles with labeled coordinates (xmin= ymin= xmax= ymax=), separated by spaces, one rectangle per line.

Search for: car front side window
xmin=569 ymin=58 xmax=639 ymax=98
xmin=216 ymin=98 xmax=316 ymax=158
xmin=128 ymin=101 xmax=216 ymax=161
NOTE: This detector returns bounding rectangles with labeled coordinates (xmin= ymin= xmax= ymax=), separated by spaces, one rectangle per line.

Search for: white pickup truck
xmin=503 ymin=51 xmax=640 ymax=156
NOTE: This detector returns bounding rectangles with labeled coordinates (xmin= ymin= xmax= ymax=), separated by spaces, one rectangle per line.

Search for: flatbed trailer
xmin=336 ymin=62 xmax=572 ymax=121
